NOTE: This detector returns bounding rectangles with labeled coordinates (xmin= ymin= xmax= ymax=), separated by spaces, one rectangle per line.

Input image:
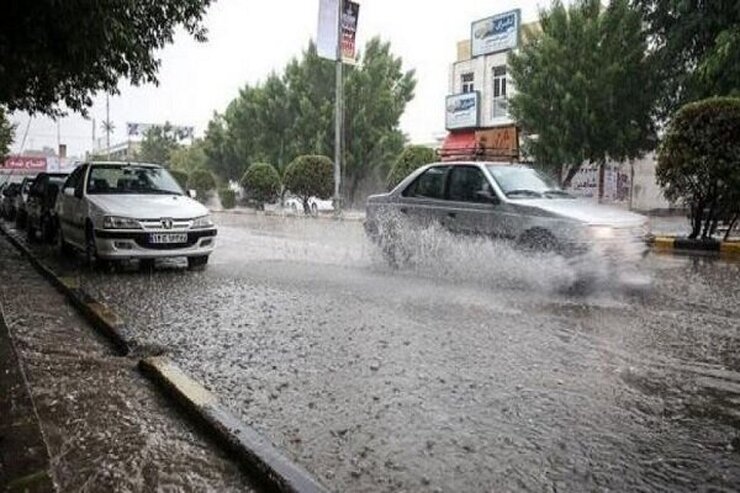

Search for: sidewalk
xmin=0 ymin=235 xmax=258 ymax=492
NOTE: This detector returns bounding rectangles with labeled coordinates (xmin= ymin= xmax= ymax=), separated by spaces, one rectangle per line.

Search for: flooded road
xmin=14 ymin=213 xmax=740 ymax=492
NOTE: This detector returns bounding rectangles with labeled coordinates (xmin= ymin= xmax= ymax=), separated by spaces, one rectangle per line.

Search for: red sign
xmin=2 ymin=156 xmax=47 ymax=170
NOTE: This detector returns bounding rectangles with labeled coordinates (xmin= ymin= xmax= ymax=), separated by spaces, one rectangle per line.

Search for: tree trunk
xmin=725 ymin=213 xmax=738 ymax=241
xmin=302 ymin=197 xmax=310 ymax=215
xmin=561 ymin=164 xmax=582 ymax=189
xmin=598 ymin=161 xmax=606 ymax=203
xmin=689 ymin=201 xmax=703 ymax=239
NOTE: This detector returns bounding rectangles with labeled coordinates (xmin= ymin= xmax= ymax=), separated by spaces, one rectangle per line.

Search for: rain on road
xmin=17 ymin=213 xmax=740 ymax=492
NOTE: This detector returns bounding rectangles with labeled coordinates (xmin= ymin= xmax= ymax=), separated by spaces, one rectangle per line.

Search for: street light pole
xmin=333 ymin=0 xmax=343 ymax=213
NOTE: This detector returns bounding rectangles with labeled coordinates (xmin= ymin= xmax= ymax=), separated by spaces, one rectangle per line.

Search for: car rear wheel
xmin=310 ymin=202 xmax=318 ymax=216
xmin=26 ymin=221 xmax=37 ymax=242
xmin=58 ymin=229 xmax=74 ymax=256
xmin=187 ymin=255 xmax=209 ymax=269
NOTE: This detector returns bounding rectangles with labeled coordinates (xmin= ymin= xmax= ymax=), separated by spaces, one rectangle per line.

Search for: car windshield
xmin=87 ymin=165 xmax=183 ymax=195
xmin=486 ymin=165 xmax=569 ymax=199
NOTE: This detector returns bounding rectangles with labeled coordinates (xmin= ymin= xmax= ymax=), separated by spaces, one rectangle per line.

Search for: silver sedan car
xmin=365 ymin=161 xmax=649 ymax=262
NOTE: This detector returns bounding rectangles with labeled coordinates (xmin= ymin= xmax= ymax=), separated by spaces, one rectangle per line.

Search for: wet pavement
xmin=0 ymin=233 xmax=258 ymax=492
xmin=4 ymin=213 xmax=740 ymax=492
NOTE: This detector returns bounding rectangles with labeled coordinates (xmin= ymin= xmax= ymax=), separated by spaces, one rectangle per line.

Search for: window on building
xmin=492 ymin=66 xmax=508 ymax=118
xmin=461 ymin=73 xmax=474 ymax=93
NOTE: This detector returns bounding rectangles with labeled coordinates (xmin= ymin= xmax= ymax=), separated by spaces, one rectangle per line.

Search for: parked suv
xmin=25 ymin=172 xmax=70 ymax=243
xmin=365 ymin=161 xmax=649 ymax=263
xmin=56 ymin=162 xmax=217 ymax=269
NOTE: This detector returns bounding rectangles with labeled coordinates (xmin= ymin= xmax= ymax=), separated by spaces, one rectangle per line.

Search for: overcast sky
xmin=10 ymin=0 xmax=553 ymax=158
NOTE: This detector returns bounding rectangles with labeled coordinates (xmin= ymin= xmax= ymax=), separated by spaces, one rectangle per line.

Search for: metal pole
xmin=105 ymin=94 xmax=111 ymax=159
xmin=333 ymin=0 xmax=343 ymax=213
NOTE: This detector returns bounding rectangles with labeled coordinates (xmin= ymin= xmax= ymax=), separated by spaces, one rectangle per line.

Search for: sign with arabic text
xmin=471 ymin=10 xmax=520 ymax=57
xmin=446 ymin=92 xmax=480 ymax=130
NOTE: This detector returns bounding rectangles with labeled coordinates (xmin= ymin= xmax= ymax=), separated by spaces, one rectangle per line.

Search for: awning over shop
xmin=439 ymin=132 xmax=477 ymax=161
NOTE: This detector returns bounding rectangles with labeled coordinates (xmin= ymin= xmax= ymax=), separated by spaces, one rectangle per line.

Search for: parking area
xmin=2 ymin=212 xmax=740 ymax=492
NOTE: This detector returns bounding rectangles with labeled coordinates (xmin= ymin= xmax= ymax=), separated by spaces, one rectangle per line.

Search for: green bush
xmin=218 ymin=187 xmax=236 ymax=209
xmin=240 ymin=162 xmax=281 ymax=210
xmin=386 ymin=145 xmax=437 ymax=190
xmin=283 ymin=155 xmax=333 ymax=214
xmin=169 ymin=169 xmax=189 ymax=190
xmin=657 ymin=97 xmax=740 ymax=239
xmin=186 ymin=168 xmax=216 ymax=203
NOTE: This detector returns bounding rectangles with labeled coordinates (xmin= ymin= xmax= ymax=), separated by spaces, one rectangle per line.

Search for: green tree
xmin=509 ymin=0 xmax=656 ymax=188
xmin=170 ymin=139 xmax=208 ymax=173
xmin=633 ymin=0 xmax=740 ymax=119
xmin=187 ymin=168 xmax=216 ymax=204
xmin=0 ymin=1 xmax=213 ymax=115
xmin=386 ymin=145 xmax=436 ymax=190
xmin=240 ymin=163 xmax=281 ymax=210
xmin=203 ymin=38 xmax=416 ymax=206
xmin=0 ymin=107 xmax=14 ymax=159
xmin=138 ymin=122 xmax=182 ymax=165
xmin=283 ymin=155 xmax=333 ymax=214
xmin=656 ymin=97 xmax=740 ymax=240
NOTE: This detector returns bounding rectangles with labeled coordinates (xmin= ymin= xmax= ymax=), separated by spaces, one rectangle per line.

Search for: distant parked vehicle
xmin=55 ymin=162 xmax=217 ymax=269
xmin=365 ymin=161 xmax=650 ymax=264
xmin=1 ymin=182 xmax=21 ymax=220
xmin=26 ymin=172 xmax=70 ymax=243
xmin=285 ymin=195 xmax=334 ymax=215
xmin=14 ymin=176 xmax=37 ymax=228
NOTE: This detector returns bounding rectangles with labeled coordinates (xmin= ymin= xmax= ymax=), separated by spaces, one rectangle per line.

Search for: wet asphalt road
xmin=8 ymin=213 xmax=740 ymax=492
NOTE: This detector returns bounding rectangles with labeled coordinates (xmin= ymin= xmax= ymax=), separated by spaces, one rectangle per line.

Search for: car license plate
xmin=149 ymin=233 xmax=187 ymax=244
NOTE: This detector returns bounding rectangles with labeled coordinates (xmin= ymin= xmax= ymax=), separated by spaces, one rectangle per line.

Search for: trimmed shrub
xmin=240 ymin=162 xmax=281 ymax=210
xmin=386 ymin=145 xmax=436 ymax=190
xmin=283 ymin=155 xmax=333 ymax=214
xmin=657 ymin=97 xmax=740 ymax=239
xmin=169 ymin=169 xmax=189 ymax=190
xmin=186 ymin=168 xmax=216 ymax=203
xmin=218 ymin=187 xmax=236 ymax=209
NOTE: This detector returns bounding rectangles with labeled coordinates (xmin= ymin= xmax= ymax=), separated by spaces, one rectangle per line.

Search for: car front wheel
xmin=187 ymin=255 xmax=209 ymax=269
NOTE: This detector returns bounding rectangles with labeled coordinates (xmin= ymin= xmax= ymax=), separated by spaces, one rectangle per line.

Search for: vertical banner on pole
xmin=317 ymin=0 xmax=339 ymax=60
xmin=340 ymin=2 xmax=360 ymax=64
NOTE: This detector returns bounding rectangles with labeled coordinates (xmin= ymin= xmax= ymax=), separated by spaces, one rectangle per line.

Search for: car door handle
xmin=447 ymin=212 xmax=457 ymax=218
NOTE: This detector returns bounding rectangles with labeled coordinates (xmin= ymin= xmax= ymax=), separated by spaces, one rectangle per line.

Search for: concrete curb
xmin=0 ymin=224 xmax=131 ymax=355
xmin=139 ymin=357 xmax=329 ymax=493
xmin=649 ymin=235 xmax=740 ymax=258
xmin=0 ymin=221 xmax=330 ymax=493
xmin=211 ymin=208 xmax=365 ymax=223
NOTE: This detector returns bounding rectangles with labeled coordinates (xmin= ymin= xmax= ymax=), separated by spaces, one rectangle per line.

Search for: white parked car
xmin=284 ymin=195 xmax=334 ymax=215
xmin=56 ymin=162 xmax=217 ymax=269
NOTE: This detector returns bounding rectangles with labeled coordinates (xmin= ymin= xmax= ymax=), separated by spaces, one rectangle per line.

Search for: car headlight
xmin=589 ymin=225 xmax=615 ymax=240
xmin=191 ymin=215 xmax=213 ymax=229
xmin=103 ymin=215 xmax=141 ymax=229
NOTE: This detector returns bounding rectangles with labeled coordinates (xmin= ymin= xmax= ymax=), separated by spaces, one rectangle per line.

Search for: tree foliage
xmin=0 ymin=107 xmax=14 ymax=159
xmin=386 ymin=145 xmax=436 ymax=190
xmin=203 ymin=38 xmax=416 ymax=206
xmin=169 ymin=169 xmax=190 ymax=190
xmin=283 ymin=155 xmax=333 ymax=213
xmin=633 ymin=0 xmax=740 ymax=119
xmin=170 ymin=139 xmax=208 ymax=173
xmin=138 ymin=122 xmax=182 ymax=166
xmin=187 ymin=168 xmax=216 ymax=203
xmin=240 ymin=162 xmax=282 ymax=209
xmin=509 ymin=0 xmax=656 ymax=185
xmin=0 ymin=0 xmax=213 ymax=115
xmin=657 ymin=97 xmax=740 ymax=240
xmin=218 ymin=188 xmax=236 ymax=210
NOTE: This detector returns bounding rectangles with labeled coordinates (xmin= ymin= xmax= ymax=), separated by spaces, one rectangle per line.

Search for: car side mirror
xmin=63 ymin=187 xmax=75 ymax=197
xmin=475 ymin=190 xmax=499 ymax=204
xmin=187 ymin=189 xmax=197 ymax=199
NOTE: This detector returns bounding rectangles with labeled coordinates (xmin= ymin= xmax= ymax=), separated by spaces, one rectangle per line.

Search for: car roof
xmin=428 ymin=161 xmax=524 ymax=167
xmin=87 ymin=161 xmax=161 ymax=168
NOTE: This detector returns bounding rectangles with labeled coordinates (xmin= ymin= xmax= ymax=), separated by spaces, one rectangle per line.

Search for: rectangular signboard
xmin=1 ymin=156 xmax=46 ymax=170
xmin=471 ymin=9 xmax=520 ymax=57
xmin=317 ymin=0 xmax=339 ymax=60
xmin=341 ymin=1 xmax=360 ymax=64
xmin=446 ymin=92 xmax=480 ymax=130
